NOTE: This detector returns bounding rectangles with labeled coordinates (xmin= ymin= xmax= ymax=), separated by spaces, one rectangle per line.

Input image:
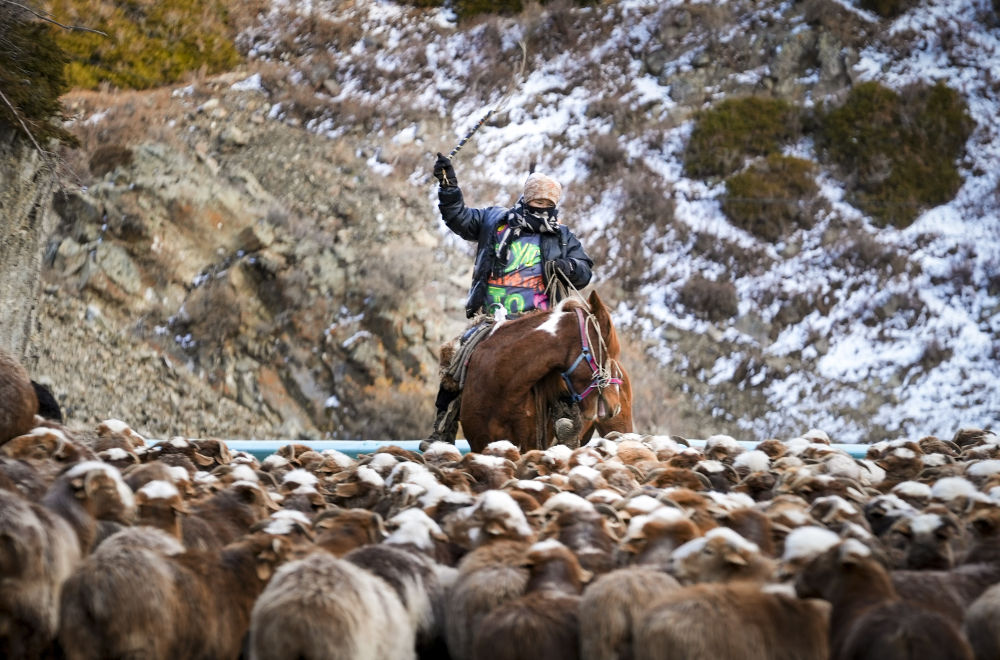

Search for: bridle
xmin=560 ymin=307 xmax=623 ymax=411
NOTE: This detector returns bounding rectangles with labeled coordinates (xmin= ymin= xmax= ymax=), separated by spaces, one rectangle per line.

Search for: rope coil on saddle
xmin=445 ymin=317 xmax=495 ymax=390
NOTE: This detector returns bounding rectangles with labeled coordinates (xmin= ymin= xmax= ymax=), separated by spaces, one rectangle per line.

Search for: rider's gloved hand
xmin=552 ymin=258 xmax=575 ymax=276
xmin=434 ymin=153 xmax=457 ymax=187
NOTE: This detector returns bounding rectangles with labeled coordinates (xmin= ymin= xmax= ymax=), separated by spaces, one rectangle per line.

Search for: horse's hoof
xmin=554 ymin=417 xmax=577 ymax=443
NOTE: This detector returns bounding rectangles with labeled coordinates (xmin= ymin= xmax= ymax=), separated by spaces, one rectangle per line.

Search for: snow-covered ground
xmin=242 ymin=0 xmax=999 ymax=442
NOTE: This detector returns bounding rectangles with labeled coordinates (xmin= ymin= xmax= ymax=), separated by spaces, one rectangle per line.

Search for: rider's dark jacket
xmin=438 ymin=185 xmax=594 ymax=318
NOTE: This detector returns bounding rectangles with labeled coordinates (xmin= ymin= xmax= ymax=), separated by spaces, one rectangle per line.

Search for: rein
xmin=560 ymin=307 xmax=623 ymax=405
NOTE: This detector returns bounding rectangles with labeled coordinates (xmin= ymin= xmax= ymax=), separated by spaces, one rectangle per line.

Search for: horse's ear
xmin=588 ymin=290 xmax=606 ymax=316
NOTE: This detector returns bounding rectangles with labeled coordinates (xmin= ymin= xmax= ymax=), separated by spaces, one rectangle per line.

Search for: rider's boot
xmin=421 ymin=405 xmax=459 ymax=452
xmin=552 ymin=399 xmax=583 ymax=448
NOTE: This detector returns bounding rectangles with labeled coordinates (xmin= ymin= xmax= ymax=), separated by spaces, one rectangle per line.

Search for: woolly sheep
xmin=249 ymin=548 xmax=414 ymax=660
xmin=669 ymin=527 xmax=775 ymax=585
xmin=444 ymin=540 xmax=531 ymax=660
xmin=0 ymin=489 xmax=79 ymax=657
xmin=471 ymin=540 xmax=588 ymax=660
xmin=634 ymin=581 xmax=828 ymax=660
xmin=0 ymin=349 xmax=37 ymax=444
xmin=795 ymin=540 xmax=973 ymax=660
xmin=579 ymin=566 xmax=681 ymax=660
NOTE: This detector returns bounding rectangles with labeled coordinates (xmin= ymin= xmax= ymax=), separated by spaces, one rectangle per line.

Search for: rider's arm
xmin=438 ymin=186 xmax=488 ymax=241
xmin=562 ymin=229 xmax=594 ymax=289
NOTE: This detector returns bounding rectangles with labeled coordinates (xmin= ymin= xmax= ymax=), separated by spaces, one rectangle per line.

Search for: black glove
xmin=433 ymin=152 xmax=457 ymax=187
xmin=551 ymin=258 xmax=575 ymax=278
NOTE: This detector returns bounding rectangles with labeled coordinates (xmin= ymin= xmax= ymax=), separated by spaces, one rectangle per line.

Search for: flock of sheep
xmin=3 ymin=351 xmax=1000 ymax=659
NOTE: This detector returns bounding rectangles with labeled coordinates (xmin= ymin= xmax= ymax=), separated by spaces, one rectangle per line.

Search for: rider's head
xmin=523 ymin=173 xmax=561 ymax=210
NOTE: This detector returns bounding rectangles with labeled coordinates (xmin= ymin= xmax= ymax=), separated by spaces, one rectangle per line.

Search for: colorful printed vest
xmin=486 ymin=226 xmax=549 ymax=315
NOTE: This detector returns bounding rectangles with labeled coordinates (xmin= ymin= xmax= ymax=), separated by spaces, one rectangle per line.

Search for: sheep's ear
xmin=724 ymin=551 xmax=749 ymax=567
xmin=256 ymin=561 xmax=274 ymax=582
xmin=193 ymin=451 xmax=215 ymax=467
xmin=484 ymin=520 xmax=507 ymax=536
xmin=838 ymin=540 xmax=869 ymax=566
xmin=71 ymin=476 xmax=86 ymax=496
xmin=372 ymin=513 xmax=389 ymax=541
xmin=335 ymin=482 xmax=360 ymax=498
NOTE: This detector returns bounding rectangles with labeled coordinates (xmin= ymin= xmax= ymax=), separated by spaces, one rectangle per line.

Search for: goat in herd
xmin=4 ymin=349 xmax=1000 ymax=658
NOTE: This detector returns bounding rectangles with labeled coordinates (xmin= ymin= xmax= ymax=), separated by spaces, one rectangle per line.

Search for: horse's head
xmin=559 ymin=291 xmax=629 ymax=425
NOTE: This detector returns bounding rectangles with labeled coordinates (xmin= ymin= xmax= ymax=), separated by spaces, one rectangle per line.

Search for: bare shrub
xmin=584 ymin=164 xmax=676 ymax=295
xmin=182 ymin=276 xmax=243 ymax=346
xmin=615 ymin=334 xmax=686 ymax=435
xmin=348 ymin=376 xmax=436 ymax=440
xmin=678 ymin=274 xmax=739 ymax=322
xmin=834 ymin=226 xmax=912 ymax=276
xmin=586 ymin=133 xmax=628 ymax=177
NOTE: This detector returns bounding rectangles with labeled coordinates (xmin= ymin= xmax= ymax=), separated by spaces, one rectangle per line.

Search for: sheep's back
xmin=249 ymin=552 xmax=414 ymax=660
xmin=579 ymin=567 xmax=681 ymax=660
xmin=840 ymin=601 xmax=972 ymax=660
xmin=471 ymin=592 xmax=581 ymax=660
xmin=634 ymin=583 xmax=827 ymax=660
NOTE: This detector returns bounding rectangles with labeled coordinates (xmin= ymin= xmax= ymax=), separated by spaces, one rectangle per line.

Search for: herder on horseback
xmin=426 ymin=152 xmax=595 ymax=445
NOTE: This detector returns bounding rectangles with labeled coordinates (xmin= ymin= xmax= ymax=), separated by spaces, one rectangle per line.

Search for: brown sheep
xmin=42 ymin=461 xmax=136 ymax=554
xmin=795 ymin=539 xmax=973 ymax=660
xmin=0 ymin=488 xmax=80 ymax=657
xmin=60 ymin=530 xmax=293 ymax=660
xmin=669 ymin=527 xmax=776 ymax=585
xmin=181 ymin=480 xmax=278 ymax=551
xmin=883 ymin=508 xmax=966 ymax=569
xmin=539 ymin=506 xmax=619 ymax=576
xmin=618 ymin=507 xmax=700 ymax=569
xmin=471 ymin=539 xmax=589 ymax=660
xmin=579 ymin=566 xmax=682 ymax=660
xmin=313 ymin=507 xmax=386 ymax=557
xmin=444 ymin=540 xmax=531 ymax=660
xmin=962 ymin=582 xmax=1000 ymax=660
xmin=635 ymin=581 xmax=829 ymax=660
xmin=0 ymin=349 xmax=37 ymax=445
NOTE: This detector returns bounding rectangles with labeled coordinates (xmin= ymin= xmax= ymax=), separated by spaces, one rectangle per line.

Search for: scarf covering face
xmin=494 ymin=199 xmax=559 ymax=271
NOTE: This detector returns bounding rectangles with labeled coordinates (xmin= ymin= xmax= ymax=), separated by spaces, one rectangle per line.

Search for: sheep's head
xmin=669 ymin=527 xmax=772 ymax=585
xmin=523 ymin=539 xmax=591 ymax=594
xmin=703 ymin=434 xmax=744 ymax=463
xmin=314 ymin=508 xmax=386 ymax=556
xmin=884 ymin=508 xmax=965 ymax=570
xmin=135 ymin=479 xmax=187 ymax=533
xmin=64 ymin=461 xmax=136 ymax=524
xmin=457 ymin=453 xmax=518 ymax=493
xmin=615 ymin=439 xmax=657 ymax=467
xmin=190 ymin=439 xmax=233 ymax=468
xmin=777 ymin=525 xmax=841 ymax=582
xmin=863 ymin=494 xmax=917 ymax=537
xmin=483 ymin=440 xmax=521 ymax=464
xmin=239 ymin=532 xmax=297 ymax=582
xmin=619 ymin=507 xmax=698 ymax=567
xmin=2 ymin=427 xmax=89 ymax=463
xmin=445 ymin=490 xmax=535 ymax=550
xmin=328 ymin=465 xmax=385 ymax=510
xmin=794 ymin=539 xmax=886 ymax=601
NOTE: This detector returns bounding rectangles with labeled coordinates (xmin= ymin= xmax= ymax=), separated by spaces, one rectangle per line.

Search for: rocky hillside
xmin=10 ymin=0 xmax=1000 ymax=442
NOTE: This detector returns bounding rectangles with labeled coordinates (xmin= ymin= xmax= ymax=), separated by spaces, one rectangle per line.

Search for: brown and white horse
xmin=460 ymin=290 xmax=632 ymax=453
